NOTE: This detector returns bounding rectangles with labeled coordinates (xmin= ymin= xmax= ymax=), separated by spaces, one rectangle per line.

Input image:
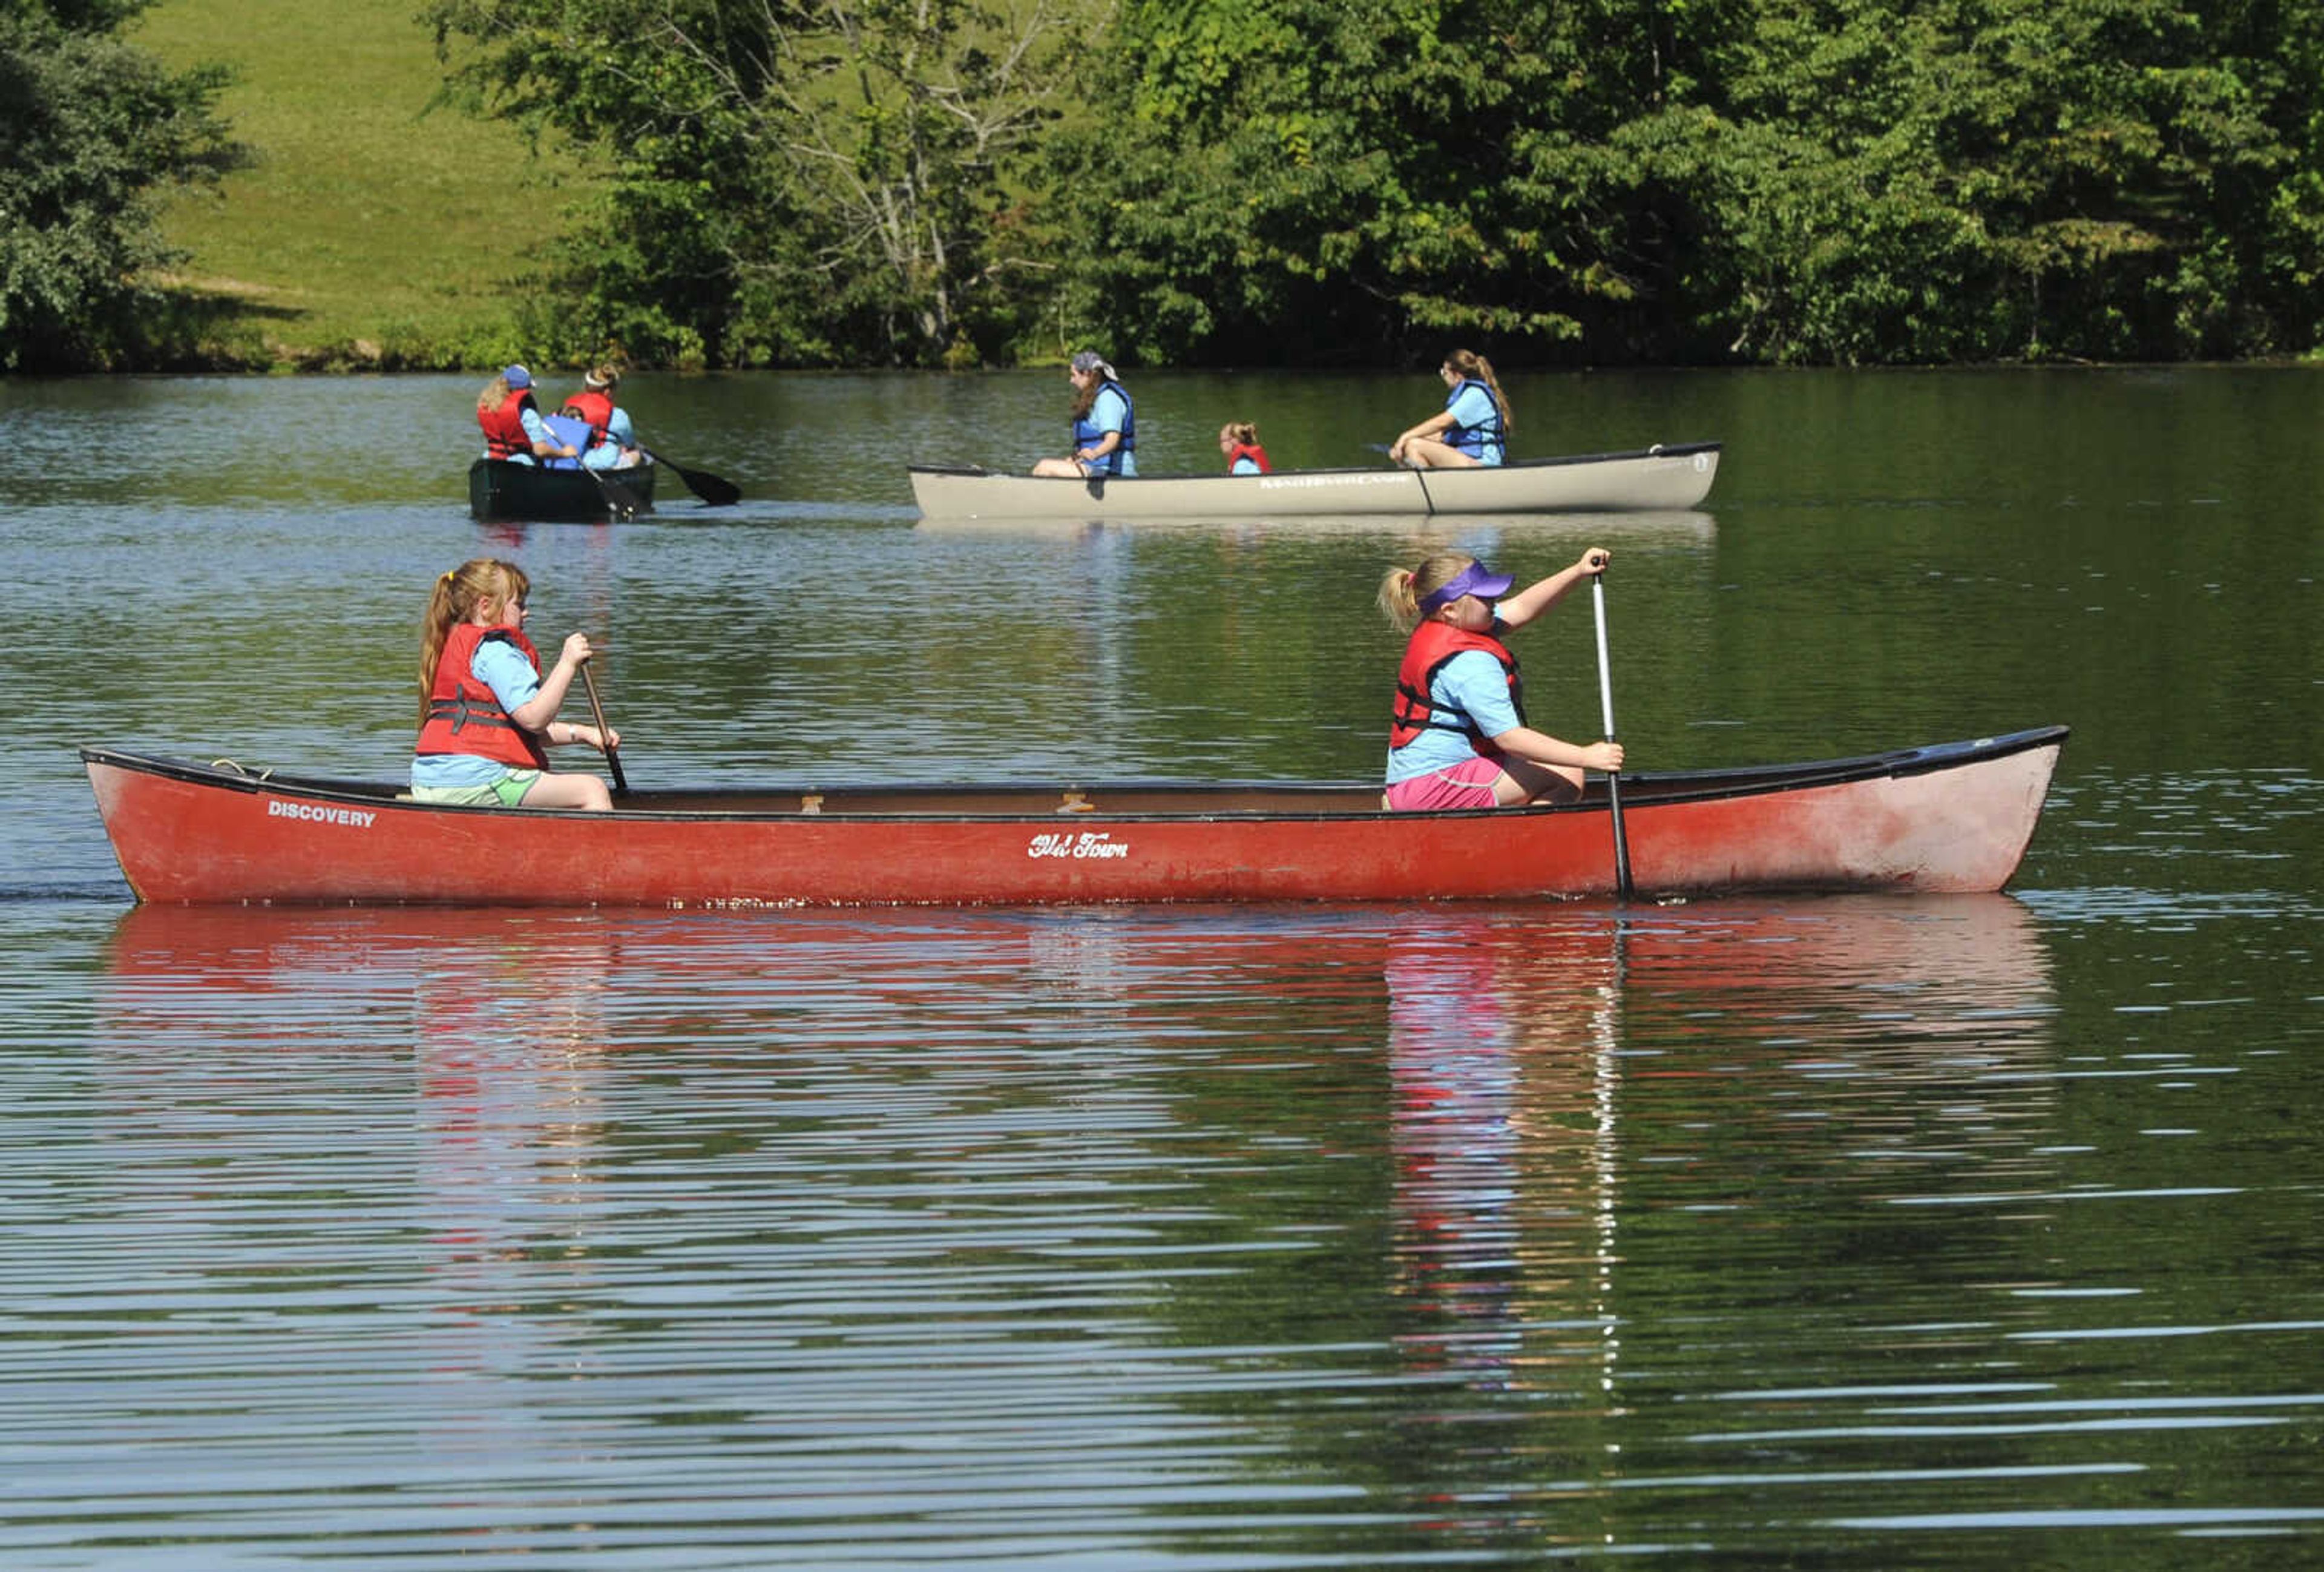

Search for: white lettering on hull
xmin=1027 ymin=831 xmax=1129 ymax=861
xmin=1256 ymin=472 xmax=1418 ymax=492
xmin=267 ymin=800 xmax=377 ymax=829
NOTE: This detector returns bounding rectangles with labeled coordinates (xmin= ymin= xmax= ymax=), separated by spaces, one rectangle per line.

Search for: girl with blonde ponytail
xmin=1387 ymin=348 xmax=1512 ymax=469
xmin=1378 ymin=547 xmax=1622 ymax=811
xmin=412 ymin=557 xmax=620 ymax=812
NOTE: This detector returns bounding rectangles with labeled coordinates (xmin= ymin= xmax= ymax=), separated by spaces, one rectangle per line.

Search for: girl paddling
xmin=1378 ymin=548 xmax=1622 ymax=811
xmin=413 ymin=558 xmax=619 ymax=811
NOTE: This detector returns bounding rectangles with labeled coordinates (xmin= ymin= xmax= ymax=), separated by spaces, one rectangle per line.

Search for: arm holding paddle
xmin=413 ymin=559 xmax=617 ymax=812
xmin=1479 ymin=723 xmax=1622 ymax=778
xmin=520 ymin=405 xmax=579 ymax=463
xmin=508 ymin=633 xmax=618 ymax=754
xmin=1379 ymin=546 xmax=1621 ymax=812
xmin=1495 ymin=547 xmax=1612 ymax=630
xmin=1489 ymin=547 xmax=1624 ymax=778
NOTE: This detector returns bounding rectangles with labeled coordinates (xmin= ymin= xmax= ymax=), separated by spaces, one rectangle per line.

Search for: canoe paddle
xmin=578 ymin=662 xmax=629 ymax=798
xmin=640 ymin=448 xmax=741 ymax=507
xmin=1589 ymin=559 xmax=1634 ymax=901
xmin=532 ymin=409 xmax=646 ymax=519
xmin=575 ymin=459 xmax=646 ymax=522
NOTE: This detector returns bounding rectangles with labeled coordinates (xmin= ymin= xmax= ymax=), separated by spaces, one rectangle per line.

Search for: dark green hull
xmin=467 ymin=458 xmax=657 ymax=522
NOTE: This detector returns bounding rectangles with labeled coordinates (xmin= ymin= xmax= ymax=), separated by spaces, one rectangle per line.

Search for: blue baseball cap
xmin=502 ymin=364 xmax=533 ymax=389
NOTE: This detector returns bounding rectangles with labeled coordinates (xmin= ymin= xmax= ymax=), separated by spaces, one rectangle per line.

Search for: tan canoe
xmin=910 ymin=441 xmax=1721 ymax=521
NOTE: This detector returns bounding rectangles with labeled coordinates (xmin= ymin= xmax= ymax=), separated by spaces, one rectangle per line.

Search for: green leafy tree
xmin=0 ymin=0 xmax=241 ymax=370
xmin=1060 ymin=0 xmax=2324 ymax=365
xmin=1664 ymin=0 xmax=2324 ymax=361
xmin=1049 ymin=0 xmax=1682 ymax=364
xmin=428 ymin=0 xmax=1104 ymax=366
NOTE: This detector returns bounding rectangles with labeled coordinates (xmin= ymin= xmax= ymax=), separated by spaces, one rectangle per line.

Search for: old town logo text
xmin=1026 ymin=831 xmax=1129 ymax=860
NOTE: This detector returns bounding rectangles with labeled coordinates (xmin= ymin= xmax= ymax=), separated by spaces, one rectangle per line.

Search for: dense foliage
xmin=1052 ymin=0 xmax=2324 ymax=365
xmin=421 ymin=0 xmax=2324 ymax=367
xmin=0 ymin=0 xmax=241 ymax=371
xmin=425 ymin=0 xmax=1099 ymax=367
xmin=16 ymin=0 xmax=2320 ymax=369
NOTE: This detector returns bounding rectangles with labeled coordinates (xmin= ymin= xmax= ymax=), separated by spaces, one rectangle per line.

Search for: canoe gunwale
xmin=907 ymin=439 xmax=1724 ymax=485
xmin=78 ymin=726 xmax=2067 ymax=826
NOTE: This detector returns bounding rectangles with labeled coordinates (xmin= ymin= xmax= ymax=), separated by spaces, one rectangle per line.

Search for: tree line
xmin=1 ymin=0 xmax=241 ymax=372
xmin=10 ymin=0 xmax=2323 ymax=372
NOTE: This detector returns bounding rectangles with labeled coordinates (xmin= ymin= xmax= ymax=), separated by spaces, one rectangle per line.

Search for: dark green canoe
xmin=467 ymin=458 xmax=657 ymax=522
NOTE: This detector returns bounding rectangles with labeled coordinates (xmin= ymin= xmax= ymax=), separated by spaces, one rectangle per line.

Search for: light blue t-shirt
xmin=1385 ymin=647 xmax=1521 ymax=784
xmin=412 ymin=637 xmax=543 ymax=789
xmin=1444 ymin=382 xmax=1505 ymax=465
xmin=1230 ymin=455 xmax=1261 ymax=476
xmin=583 ymin=406 xmax=636 ymax=470
xmin=1086 ymin=387 xmax=1136 ymax=476
xmin=489 ymin=404 xmax=559 ymax=467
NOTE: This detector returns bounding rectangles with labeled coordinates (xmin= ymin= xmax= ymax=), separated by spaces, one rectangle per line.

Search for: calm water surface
xmin=0 ymin=367 xmax=2319 ymax=1567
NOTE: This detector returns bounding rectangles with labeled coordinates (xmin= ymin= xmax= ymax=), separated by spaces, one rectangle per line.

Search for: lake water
xmin=1 ymin=366 xmax=2319 ymax=1567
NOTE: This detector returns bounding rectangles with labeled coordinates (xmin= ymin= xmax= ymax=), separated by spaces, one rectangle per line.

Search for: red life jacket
xmin=417 ymin=623 xmax=550 ymax=769
xmin=478 ymin=390 xmax=538 ymax=460
xmin=1227 ymin=442 xmax=1272 ymax=473
xmin=1389 ymin=622 xmax=1525 ymax=755
xmin=561 ymin=389 xmax=614 ymax=449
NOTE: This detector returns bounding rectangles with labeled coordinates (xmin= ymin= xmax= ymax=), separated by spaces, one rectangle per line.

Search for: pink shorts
xmin=1385 ymin=756 xmax=1505 ymax=812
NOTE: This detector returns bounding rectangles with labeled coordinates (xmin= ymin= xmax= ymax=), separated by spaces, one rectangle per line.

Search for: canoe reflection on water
xmin=96 ymin=897 xmax=2052 ymax=1373
xmin=1379 ymin=895 xmax=2057 ymax=1409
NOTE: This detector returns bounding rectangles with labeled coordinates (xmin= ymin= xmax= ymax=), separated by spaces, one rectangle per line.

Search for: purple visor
xmin=1418 ymin=561 xmax=1515 ymax=614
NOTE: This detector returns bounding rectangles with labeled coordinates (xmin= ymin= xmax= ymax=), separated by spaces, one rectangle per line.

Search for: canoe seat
xmin=1059 ymin=791 xmax=1095 ymax=814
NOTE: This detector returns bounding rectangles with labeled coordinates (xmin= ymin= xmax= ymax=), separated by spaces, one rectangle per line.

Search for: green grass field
xmin=133 ymin=0 xmax=597 ymax=369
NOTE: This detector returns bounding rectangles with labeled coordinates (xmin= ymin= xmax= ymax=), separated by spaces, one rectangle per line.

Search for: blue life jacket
xmin=1072 ymin=381 xmax=1136 ymax=475
xmin=1444 ymin=378 xmax=1506 ymax=464
xmin=540 ymin=413 xmax=592 ymax=470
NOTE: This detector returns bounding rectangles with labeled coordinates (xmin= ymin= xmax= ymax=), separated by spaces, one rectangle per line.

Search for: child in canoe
xmin=413 ymin=557 xmax=619 ymax=811
xmin=1377 ymin=548 xmax=1623 ymax=811
xmin=1219 ymin=421 xmax=1272 ymax=474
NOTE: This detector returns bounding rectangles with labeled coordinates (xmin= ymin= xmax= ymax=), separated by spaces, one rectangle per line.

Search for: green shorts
xmin=408 ymin=770 xmax=542 ymax=808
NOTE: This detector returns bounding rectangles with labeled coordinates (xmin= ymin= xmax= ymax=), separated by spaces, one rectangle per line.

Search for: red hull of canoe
xmin=82 ymin=729 xmax=2064 ymax=907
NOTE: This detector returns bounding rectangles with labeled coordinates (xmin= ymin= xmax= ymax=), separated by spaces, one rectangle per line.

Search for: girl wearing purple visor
xmin=1377 ymin=549 xmax=1624 ymax=812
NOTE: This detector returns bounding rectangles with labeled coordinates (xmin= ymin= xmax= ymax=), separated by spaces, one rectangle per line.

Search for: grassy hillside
xmin=133 ymin=0 xmax=597 ymax=369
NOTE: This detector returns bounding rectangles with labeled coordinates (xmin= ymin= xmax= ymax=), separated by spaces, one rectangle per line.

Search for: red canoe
xmin=80 ymin=727 xmax=2066 ymax=907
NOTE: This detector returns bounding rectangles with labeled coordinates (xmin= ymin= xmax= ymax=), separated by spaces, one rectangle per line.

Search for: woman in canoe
xmin=1032 ymin=351 xmax=1137 ymax=478
xmin=1219 ymin=421 xmax=1272 ymax=474
xmin=413 ymin=557 xmax=620 ymax=812
xmin=1387 ymin=349 xmax=1510 ymax=469
xmin=1378 ymin=548 xmax=1623 ymax=811
xmin=475 ymin=365 xmax=578 ymax=467
xmin=560 ymin=364 xmax=644 ymax=471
